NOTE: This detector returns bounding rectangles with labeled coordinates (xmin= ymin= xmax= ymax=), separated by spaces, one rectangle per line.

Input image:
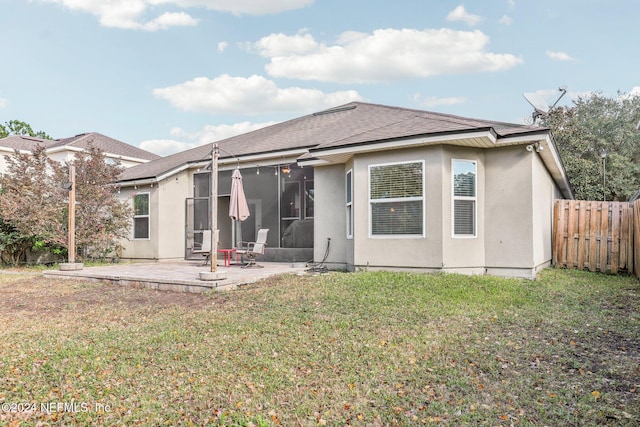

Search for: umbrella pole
xmin=232 ymin=219 xmax=236 ymax=248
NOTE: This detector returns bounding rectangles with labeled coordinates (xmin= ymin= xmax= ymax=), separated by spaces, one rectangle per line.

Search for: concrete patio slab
xmin=43 ymin=260 xmax=310 ymax=293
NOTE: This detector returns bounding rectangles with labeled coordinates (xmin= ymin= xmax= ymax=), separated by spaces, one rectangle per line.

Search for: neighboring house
xmin=117 ymin=102 xmax=573 ymax=279
xmin=630 ymin=189 xmax=640 ymax=202
xmin=0 ymin=132 xmax=160 ymax=173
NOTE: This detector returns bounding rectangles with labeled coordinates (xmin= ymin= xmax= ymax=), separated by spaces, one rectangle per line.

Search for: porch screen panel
xmin=369 ymin=161 xmax=424 ymax=236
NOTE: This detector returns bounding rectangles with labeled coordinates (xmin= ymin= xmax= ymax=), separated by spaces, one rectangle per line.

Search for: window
xmin=193 ymin=172 xmax=210 ymax=231
xmin=133 ymin=193 xmax=150 ymax=239
xmin=369 ymin=161 xmax=424 ymax=236
xmin=346 ymin=169 xmax=353 ymax=239
xmin=452 ymin=160 xmax=477 ymax=237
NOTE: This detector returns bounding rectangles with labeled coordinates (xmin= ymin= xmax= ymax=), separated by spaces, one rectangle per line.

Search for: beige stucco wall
xmin=441 ymin=146 xmax=485 ymax=271
xmin=485 ymin=145 xmax=534 ymax=270
xmin=119 ymin=186 xmax=158 ymax=260
xmin=350 ymin=146 xmax=444 ymax=269
xmin=313 ymin=144 xmax=560 ymax=278
xmin=157 ymin=170 xmax=190 ymax=259
xmin=314 ymin=164 xmax=348 ymax=268
xmin=484 ymin=145 xmax=559 ymax=277
xmin=531 ymin=150 xmax=557 ymax=268
xmin=119 ymin=169 xmax=191 ymax=261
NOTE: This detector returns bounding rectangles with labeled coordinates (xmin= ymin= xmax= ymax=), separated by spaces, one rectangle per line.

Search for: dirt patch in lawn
xmin=0 ymin=274 xmax=228 ymax=318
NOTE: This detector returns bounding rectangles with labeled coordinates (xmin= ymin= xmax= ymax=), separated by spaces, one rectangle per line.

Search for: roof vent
xmin=312 ymin=105 xmax=357 ymax=116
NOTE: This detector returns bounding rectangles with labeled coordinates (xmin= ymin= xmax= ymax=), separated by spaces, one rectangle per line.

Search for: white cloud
xmin=140 ymin=121 xmax=277 ymax=156
xmin=39 ymin=0 xmax=313 ymax=30
xmin=499 ymin=15 xmax=512 ymax=25
xmin=546 ymin=50 xmax=574 ymax=61
xmin=259 ymin=28 xmax=522 ymax=83
xmin=253 ymin=32 xmax=319 ymax=57
xmin=217 ymin=41 xmax=229 ymax=52
xmin=412 ymin=94 xmax=466 ymax=108
xmin=152 ymin=74 xmax=363 ymax=114
xmin=446 ymin=5 xmax=483 ymax=26
xmin=0 ymin=98 xmax=8 ymax=108
xmin=629 ymin=86 xmax=640 ymax=97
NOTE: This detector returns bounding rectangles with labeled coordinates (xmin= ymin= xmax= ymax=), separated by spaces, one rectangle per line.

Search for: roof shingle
xmin=118 ymin=101 xmax=549 ymax=183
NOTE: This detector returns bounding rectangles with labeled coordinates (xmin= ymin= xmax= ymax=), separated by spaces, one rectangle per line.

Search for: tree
xmin=52 ymin=145 xmax=133 ymax=259
xmin=542 ymin=91 xmax=640 ymax=201
xmin=0 ymin=120 xmax=51 ymax=139
xmin=0 ymin=144 xmax=131 ymax=263
xmin=0 ymin=146 xmax=65 ymax=251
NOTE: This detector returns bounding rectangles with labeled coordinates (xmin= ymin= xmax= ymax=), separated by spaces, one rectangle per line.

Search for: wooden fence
xmin=553 ymin=199 xmax=640 ymax=277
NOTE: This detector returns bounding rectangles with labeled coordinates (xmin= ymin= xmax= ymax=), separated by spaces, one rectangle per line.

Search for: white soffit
xmin=307 ymin=130 xmax=497 ymax=164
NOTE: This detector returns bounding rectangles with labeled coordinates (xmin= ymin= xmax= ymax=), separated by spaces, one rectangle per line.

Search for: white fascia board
xmin=0 ymin=147 xmax=31 ymax=155
xmin=103 ymin=153 xmax=153 ymax=164
xmin=308 ymin=130 xmax=497 ymax=159
xmin=44 ymin=146 xmax=84 ymax=155
xmin=214 ymin=148 xmax=311 ymax=170
xmin=540 ymin=134 xmax=574 ymax=199
xmin=297 ymin=158 xmax=330 ymax=167
xmin=46 ymin=145 xmax=151 ymax=164
xmin=494 ymin=132 xmax=548 ymax=145
xmin=113 ymin=178 xmax=157 ymax=188
xmin=118 ymin=165 xmax=189 ymax=188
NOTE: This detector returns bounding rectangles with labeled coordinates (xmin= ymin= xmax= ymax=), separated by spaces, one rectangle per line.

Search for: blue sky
xmin=1 ymin=0 xmax=638 ymax=156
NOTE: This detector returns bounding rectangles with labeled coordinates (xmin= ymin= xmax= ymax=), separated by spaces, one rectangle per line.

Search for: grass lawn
xmin=0 ymin=268 xmax=638 ymax=426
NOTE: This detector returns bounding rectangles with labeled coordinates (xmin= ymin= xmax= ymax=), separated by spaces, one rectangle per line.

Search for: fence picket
xmin=611 ymin=202 xmax=620 ymax=273
xmin=588 ymin=201 xmax=599 ymax=272
xmin=577 ymin=202 xmax=587 ymax=269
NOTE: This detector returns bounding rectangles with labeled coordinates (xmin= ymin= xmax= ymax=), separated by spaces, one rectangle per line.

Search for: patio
xmin=43 ymin=260 xmax=311 ymax=293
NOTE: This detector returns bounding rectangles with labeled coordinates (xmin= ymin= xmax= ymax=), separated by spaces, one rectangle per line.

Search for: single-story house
xmin=0 ymin=132 xmax=160 ymax=174
xmin=116 ymin=102 xmax=573 ymax=279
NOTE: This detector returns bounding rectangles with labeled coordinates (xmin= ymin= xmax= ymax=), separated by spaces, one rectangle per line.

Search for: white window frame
xmin=133 ymin=192 xmax=150 ymax=240
xmin=346 ymin=169 xmax=353 ymax=239
xmin=451 ymin=159 xmax=477 ymax=238
xmin=368 ymin=160 xmax=425 ymax=239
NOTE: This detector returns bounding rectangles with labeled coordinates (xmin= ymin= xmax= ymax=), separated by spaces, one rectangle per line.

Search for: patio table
xmin=217 ymin=248 xmax=237 ymax=267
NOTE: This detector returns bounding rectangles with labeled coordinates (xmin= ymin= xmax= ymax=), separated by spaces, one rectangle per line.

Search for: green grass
xmin=0 ymin=269 xmax=638 ymax=426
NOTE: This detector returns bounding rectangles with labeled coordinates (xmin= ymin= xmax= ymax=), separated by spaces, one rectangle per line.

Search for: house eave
xmin=498 ymin=133 xmax=574 ymax=199
xmin=117 ymin=148 xmax=313 ymax=187
xmin=305 ymin=129 xmax=498 ymax=165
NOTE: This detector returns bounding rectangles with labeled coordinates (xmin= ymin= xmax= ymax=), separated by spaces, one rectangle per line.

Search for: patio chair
xmin=236 ymin=228 xmax=269 ymax=268
xmin=192 ymin=230 xmax=218 ymax=265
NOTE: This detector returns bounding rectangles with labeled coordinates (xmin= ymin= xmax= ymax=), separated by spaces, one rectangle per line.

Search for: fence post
xmin=633 ymin=200 xmax=640 ymax=277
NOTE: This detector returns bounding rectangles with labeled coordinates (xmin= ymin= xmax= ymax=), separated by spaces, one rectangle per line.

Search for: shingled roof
xmin=118 ymin=101 xmax=552 ymax=183
xmin=0 ymin=132 xmax=160 ymax=162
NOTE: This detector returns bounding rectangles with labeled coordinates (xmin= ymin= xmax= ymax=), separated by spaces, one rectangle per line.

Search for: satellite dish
xmin=523 ymin=86 xmax=567 ymax=123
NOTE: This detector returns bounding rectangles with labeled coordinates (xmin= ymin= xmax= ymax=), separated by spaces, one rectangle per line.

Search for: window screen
xmin=133 ymin=193 xmax=150 ymax=239
xmin=369 ymin=161 xmax=424 ymax=236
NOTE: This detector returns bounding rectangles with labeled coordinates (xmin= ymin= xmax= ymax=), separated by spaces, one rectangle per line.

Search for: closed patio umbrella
xmin=229 ymin=169 xmax=250 ymax=249
xmin=229 ymin=168 xmax=250 ymax=221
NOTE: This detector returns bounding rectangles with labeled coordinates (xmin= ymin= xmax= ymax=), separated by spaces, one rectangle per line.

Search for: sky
xmin=1 ymin=0 xmax=638 ymax=157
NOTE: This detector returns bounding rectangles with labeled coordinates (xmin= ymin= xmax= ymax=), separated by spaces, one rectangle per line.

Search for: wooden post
xmin=210 ymin=144 xmax=218 ymax=273
xmin=199 ymin=143 xmax=226 ymax=281
xmin=68 ymin=164 xmax=76 ymax=264
xmin=633 ymin=200 xmax=640 ymax=277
